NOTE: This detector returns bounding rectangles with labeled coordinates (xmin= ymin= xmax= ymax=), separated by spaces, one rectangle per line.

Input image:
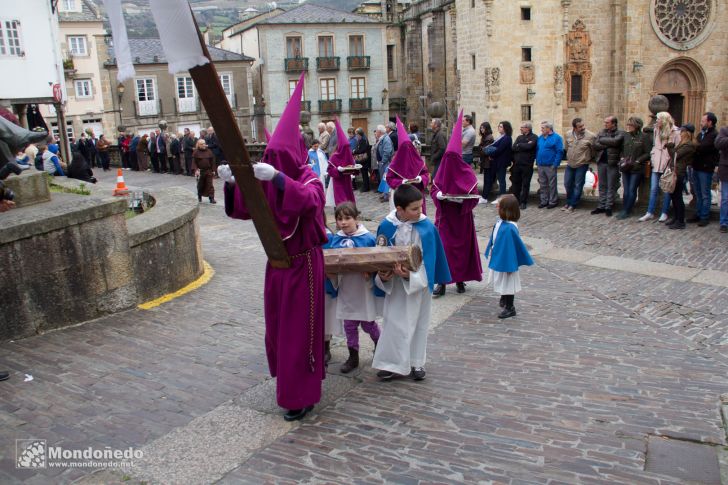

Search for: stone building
xmin=103 ymin=39 xmax=254 ymax=139
xmin=408 ymin=0 xmax=727 ymax=136
xmin=39 ymin=0 xmax=110 ymax=142
xmin=218 ymin=3 xmax=389 ymax=138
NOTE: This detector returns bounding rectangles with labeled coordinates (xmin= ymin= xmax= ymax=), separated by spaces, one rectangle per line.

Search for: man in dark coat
xmin=429 ymin=118 xmax=447 ymax=179
xmin=689 ymin=112 xmax=719 ymax=226
xmin=510 ymin=122 xmax=538 ymax=209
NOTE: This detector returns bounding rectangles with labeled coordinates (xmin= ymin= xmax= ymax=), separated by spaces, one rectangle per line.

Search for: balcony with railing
xmin=284 ymin=57 xmax=308 ymax=72
xmin=349 ymin=97 xmax=372 ymax=112
xmin=316 ymin=57 xmax=340 ymax=71
xmin=177 ymin=97 xmax=197 ymax=114
xmin=301 ymin=100 xmax=311 ymax=112
xmin=318 ymin=99 xmax=342 ymax=114
xmin=347 ymin=56 xmax=370 ymax=70
xmin=136 ymin=99 xmax=159 ymax=117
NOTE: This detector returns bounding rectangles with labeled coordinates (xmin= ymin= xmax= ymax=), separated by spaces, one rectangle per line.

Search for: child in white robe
xmin=372 ymin=184 xmax=451 ymax=381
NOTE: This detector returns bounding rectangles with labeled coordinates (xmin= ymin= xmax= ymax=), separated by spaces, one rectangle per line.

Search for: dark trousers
xmin=121 ymin=151 xmax=129 ymax=169
xmin=482 ymin=162 xmax=508 ymax=199
xmin=510 ymin=162 xmax=534 ymax=204
xmin=184 ymin=151 xmax=193 ymax=175
xmin=99 ymin=151 xmax=110 ymax=170
xmin=621 ymin=171 xmax=643 ymax=215
xmin=129 ymin=151 xmax=139 ymax=171
xmin=160 ymin=154 xmax=168 ymax=173
xmin=670 ymin=175 xmax=686 ymax=223
xmin=360 ymin=163 xmax=371 ymax=191
xmin=171 ymin=155 xmax=181 ymax=174
xmin=151 ymin=152 xmax=160 ymax=172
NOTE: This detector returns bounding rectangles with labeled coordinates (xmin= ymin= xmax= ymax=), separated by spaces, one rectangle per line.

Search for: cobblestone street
xmin=2 ymin=171 xmax=728 ymax=484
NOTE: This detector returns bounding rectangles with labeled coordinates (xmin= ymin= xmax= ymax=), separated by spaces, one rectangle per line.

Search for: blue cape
xmin=322 ymin=230 xmax=338 ymax=298
xmin=484 ymin=222 xmax=534 ymax=272
xmin=376 ymin=217 xmax=451 ymax=293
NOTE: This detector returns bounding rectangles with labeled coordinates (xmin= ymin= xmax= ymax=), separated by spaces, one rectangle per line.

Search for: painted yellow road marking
xmin=138 ymin=261 xmax=215 ymax=310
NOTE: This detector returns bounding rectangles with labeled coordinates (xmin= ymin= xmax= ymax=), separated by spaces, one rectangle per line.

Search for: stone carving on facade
xmin=565 ymin=19 xmax=592 ymax=107
xmin=482 ymin=0 xmax=494 ymax=37
xmin=520 ymin=63 xmax=535 ymax=84
xmin=560 ymin=0 xmax=571 ymax=32
xmin=484 ymin=67 xmax=500 ymax=108
xmin=554 ymin=65 xmax=564 ymax=106
xmin=649 ymin=0 xmax=716 ymax=51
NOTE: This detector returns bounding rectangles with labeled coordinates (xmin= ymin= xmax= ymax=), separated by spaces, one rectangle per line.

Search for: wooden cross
xmin=188 ymin=14 xmax=290 ymax=269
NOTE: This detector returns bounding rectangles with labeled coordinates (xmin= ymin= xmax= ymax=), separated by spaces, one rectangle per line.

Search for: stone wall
xmin=0 ymin=194 xmax=137 ymax=340
xmin=0 ymin=182 xmax=203 ymax=342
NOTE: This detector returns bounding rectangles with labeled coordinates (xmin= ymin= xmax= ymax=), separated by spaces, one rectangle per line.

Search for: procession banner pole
xmin=187 ymin=8 xmax=291 ymax=269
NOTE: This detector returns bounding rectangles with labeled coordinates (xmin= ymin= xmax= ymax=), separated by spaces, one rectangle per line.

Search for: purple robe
xmin=326 ymin=163 xmax=356 ymax=205
xmin=386 ymin=117 xmax=430 ymax=214
xmin=431 ymin=109 xmax=482 ymax=283
xmin=326 ymin=118 xmax=357 ymax=206
xmin=225 ymin=174 xmax=327 ymax=409
xmin=431 ymin=181 xmax=483 ymax=283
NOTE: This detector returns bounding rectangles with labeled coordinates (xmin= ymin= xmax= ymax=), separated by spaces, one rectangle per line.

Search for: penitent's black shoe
xmin=0 ymin=370 xmax=9 ymax=381
xmin=498 ymin=307 xmax=517 ymax=319
xmin=591 ymin=207 xmax=606 ymax=215
xmin=432 ymin=284 xmax=446 ymax=297
xmin=456 ymin=282 xmax=466 ymax=293
xmin=283 ymin=405 xmax=314 ymax=422
xmin=410 ymin=367 xmax=426 ymax=381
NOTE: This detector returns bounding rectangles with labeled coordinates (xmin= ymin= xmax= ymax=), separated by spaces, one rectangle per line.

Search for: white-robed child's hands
xmin=378 ymin=269 xmax=394 ymax=282
xmin=392 ymin=262 xmax=410 ymax=279
xmin=253 ymin=162 xmax=277 ymax=181
xmin=436 ymin=191 xmax=446 ymax=200
xmin=217 ymin=164 xmax=235 ymax=184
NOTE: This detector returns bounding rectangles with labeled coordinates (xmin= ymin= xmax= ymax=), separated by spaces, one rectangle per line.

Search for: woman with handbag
xmin=352 ymin=127 xmax=371 ymax=192
xmin=616 ymin=117 xmax=652 ymax=219
xmin=665 ymin=124 xmax=697 ymax=230
xmin=477 ymin=122 xmax=494 ymax=175
xmin=638 ymin=112 xmax=681 ymax=222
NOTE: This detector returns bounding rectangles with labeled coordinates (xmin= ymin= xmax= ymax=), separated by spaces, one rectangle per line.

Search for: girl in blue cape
xmin=484 ymin=194 xmax=534 ymax=319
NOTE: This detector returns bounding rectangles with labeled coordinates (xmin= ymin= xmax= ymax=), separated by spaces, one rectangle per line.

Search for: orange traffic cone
xmin=113 ymin=168 xmax=129 ymax=196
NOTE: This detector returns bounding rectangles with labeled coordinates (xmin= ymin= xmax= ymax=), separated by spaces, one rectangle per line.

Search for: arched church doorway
xmin=652 ymin=57 xmax=706 ymax=127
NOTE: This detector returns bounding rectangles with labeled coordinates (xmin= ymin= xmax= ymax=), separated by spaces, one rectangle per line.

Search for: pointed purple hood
xmin=433 ymin=110 xmax=477 ymax=195
xmin=264 ymin=127 xmax=272 ymax=142
xmin=388 ymin=116 xmax=426 ymax=180
xmin=328 ymin=118 xmax=355 ymax=168
xmin=260 ymin=72 xmax=319 ymax=238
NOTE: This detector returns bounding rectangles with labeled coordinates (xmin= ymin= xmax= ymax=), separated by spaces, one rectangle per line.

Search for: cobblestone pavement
xmin=1 ymin=171 xmax=727 ymax=484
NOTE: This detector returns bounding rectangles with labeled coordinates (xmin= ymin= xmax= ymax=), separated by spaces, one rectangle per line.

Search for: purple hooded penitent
xmin=223 ymin=71 xmax=327 ymax=411
xmin=325 ymin=117 xmax=356 ymax=205
xmin=385 ymin=116 xmax=430 ymax=212
xmin=431 ymin=109 xmax=482 ymax=284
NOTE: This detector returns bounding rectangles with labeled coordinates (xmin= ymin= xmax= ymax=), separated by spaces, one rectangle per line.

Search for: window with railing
xmin=286 ymin=36 xmax=302 ymax=58
xmin=318 ymin=36 xmax=334 ymax=57
xmin=320 ymin=78 xmax=336 ymax=100
xmin=349 ymin=35 xmax=363 ymax=57
xmin=136 ymin=78 xmax=157 ymax=116
xmin=350 ymin=77 xmax=366 ymax=98
xmin=176 ymin=76 xmax=195 ymax=112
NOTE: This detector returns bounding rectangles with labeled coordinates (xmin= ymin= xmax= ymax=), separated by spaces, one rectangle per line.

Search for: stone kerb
xmin=126 ymin=187 xmax=204 ymax=303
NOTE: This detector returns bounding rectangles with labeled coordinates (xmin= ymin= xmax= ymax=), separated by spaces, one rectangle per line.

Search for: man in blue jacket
xmin=535 ymin=121 xmax=564 ymax=209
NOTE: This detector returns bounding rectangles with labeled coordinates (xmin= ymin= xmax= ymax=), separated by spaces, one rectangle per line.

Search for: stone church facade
xmin=405 ymin=0 xmax=726 ymax=135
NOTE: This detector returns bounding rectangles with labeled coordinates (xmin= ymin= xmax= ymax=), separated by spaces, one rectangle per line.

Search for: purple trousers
xmin=344 ymin=320 xmax=380 ymax=350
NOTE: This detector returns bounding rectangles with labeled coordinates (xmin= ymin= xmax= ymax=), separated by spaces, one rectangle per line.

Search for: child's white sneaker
xmin=658 ymin=213 xmax=668 ymax=222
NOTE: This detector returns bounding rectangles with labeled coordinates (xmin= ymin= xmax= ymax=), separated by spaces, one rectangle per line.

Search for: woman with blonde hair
xmin=639 ymin=111 xmax=681 ymax=222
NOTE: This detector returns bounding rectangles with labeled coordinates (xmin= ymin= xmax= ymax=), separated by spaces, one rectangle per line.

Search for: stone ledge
xmin=2 ymin=170 xmax=51 ymax=208
xmin=126 ymin=187 xmax=199 ymax=248
xmin=0 ymin=192 xmax=127 ymax=245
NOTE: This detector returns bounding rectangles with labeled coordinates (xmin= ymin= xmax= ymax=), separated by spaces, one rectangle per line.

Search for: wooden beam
xmin=188 ymin=12 xmax=290 ymax=269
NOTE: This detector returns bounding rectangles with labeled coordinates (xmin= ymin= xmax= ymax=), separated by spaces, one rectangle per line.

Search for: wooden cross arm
xmin=188 ymin=14 xmax=290 ymax=268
